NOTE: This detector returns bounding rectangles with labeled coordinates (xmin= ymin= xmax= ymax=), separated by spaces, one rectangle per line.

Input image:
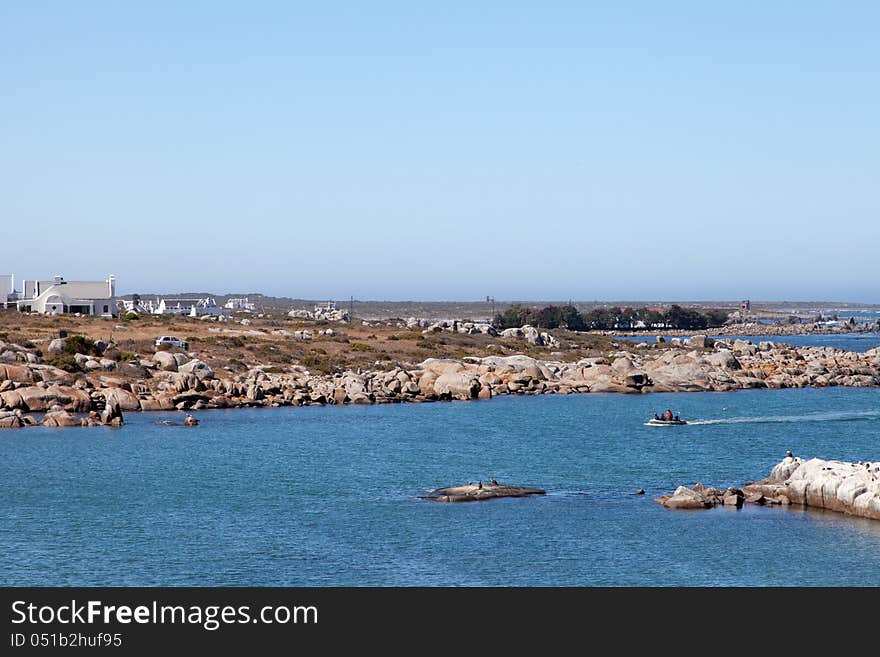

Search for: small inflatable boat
xmin=645 ymin=418 xmax=688 ymax=426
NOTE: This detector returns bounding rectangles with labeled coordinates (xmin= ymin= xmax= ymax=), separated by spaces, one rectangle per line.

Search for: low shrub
xmin=47 ymin=354 xmax=80 ymax=372
xmin=64 ymin=335 xmax=98 ymax=356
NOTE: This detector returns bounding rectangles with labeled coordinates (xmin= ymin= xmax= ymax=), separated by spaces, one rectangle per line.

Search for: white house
xmin=224 ymin=297 xmax=256 ymax=311
xmin=152 ymin=297 xmax=230 ymax=318
xmin=15 ymin=274 xmax=117 ymax=317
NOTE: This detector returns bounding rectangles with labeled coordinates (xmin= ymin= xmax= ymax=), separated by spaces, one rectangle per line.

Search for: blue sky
xmin=2 ymin=2 xmax=878 ymax=301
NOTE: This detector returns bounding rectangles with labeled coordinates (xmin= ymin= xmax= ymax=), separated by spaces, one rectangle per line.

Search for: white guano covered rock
xmin=748 ymin=457 xmax=880 ymax=521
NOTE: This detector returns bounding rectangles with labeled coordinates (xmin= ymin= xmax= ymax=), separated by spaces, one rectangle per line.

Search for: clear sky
xmin=2 ymin=2 xmax=878 ymax=301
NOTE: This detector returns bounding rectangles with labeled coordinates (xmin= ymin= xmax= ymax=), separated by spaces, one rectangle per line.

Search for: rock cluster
xmin=745 ymin=456 xmax=880 ymax=520
xmin=1 ymin=336 xmax=880 ymax=426
xmin=499 ymin=325 xmax=560 ymax=347
xmin=657 ymin=484 xmax=748 ymax=509
xmin=288 ymin=307 xmax=350 ymax=322
xmin=658 ymin=456 xmax=880 ymax=521
xmin=420 ymin=319 xmax=498 ymax=336
xmin=0 ymin=401 xmax=123 ymax=429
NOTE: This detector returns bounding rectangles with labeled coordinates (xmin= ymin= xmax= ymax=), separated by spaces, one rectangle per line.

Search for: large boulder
xmin=102 ymin=388 xmax=142 ymax=412
xmin=766 ymin=457 xmax=880 ymax=520
xmin=769 ymin=455 xmax=804 ymax=482
xmin=687 ymin=335 xmax=714 ymax=349
xmin=418 ymin=359 xmax=467 ymax=375
xmin=432 ymin=372 xmax=481 ymax=400
xmin=47 ymin=338 xmax=67 ymax=356
xmin=624 ymin=371 xmax=650 ymax=388
xmin=139 ymin=395 xmax=177 ymax=411
xmin=611 ymin=357 xmax=636 ymax=373
xmin=0 ymin=411 xmax=24 ymax=429
xmin=705 ymin=350 xmax=741 ymax=370
xmin=733 ymin=339 xmax=758 ymax=355
xmin=522 ymin=325 xmax=543 ymax=346
xmin=100 ymin=398 xmax=124 ymax=426
xmin=30 ymin=364 xmax=75 ymax=384
xmin=642 ymin=358 xmax=714 ymax=392
xmin=0 ymin=364 xmax=35 ymax=383
xmin=660 ymin=486 xmax=713 ymax=510
xmin=153 ymin=351 xmax=179 ymax=372
xmin=2 ymin=385 xmax=91 ymax=412
xmin=178 ymin=359 xmax=214 ymax=381
xmin=42 ymin=410 xmax=81 ymax=428
xmin=480 ymin=355 xmax=542 ymax=369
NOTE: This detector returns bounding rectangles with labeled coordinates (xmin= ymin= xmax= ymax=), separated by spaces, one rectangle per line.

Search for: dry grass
xmin=0 ymin=311 xmax=628 ymax=375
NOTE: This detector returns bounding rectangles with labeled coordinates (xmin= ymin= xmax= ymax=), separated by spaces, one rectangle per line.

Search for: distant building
xmin=121 ymin=298 xmax=154 ymax=314
xmin=15 ymin=274 xmax=117 ymax=317
xmin=151 ymin=297 xmax=230 ymax=318
xmin=224 ymin=297 xmax=256 ymax=311
xmin=1 ymin=274 xmax=15 ymax=309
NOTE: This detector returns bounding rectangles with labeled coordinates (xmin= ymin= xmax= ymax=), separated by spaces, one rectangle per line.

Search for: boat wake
xmin=688 ymin=410 xmax=880 ymax=426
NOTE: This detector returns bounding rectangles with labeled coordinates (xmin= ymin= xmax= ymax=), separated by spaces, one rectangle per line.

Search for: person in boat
xmin=673 ymin=415 xmax=680 ymax=422
xmin=654 ymin=413 xmax=661 ymax=421
xmin=665 ymin=409 xmax=673 ymax=421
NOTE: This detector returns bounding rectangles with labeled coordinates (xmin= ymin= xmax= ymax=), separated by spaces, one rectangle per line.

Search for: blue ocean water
xmin=617 ymin=333 xmax=880 ymax=352
xmin=2 ymin=387 xmax=880 ymax=586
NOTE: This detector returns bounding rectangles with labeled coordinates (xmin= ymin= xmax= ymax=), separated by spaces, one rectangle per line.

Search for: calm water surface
xmin=2 ymin=387 xmax=880 ymax=586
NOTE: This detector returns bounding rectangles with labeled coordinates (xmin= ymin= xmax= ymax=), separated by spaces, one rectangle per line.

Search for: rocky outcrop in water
xmin=421 ymin=482 xmax=546 ymax=503
xmin=658 ymin=456 xmax=880 ymax=521
xmin=657 ymin=483 xmax=746 ymax=509
xmin=744 ymin=456 xmax=880 ymax=520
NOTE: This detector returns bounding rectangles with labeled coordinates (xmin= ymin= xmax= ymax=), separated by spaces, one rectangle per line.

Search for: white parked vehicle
xmin=155 ymin=336 xmax=189 ymax=350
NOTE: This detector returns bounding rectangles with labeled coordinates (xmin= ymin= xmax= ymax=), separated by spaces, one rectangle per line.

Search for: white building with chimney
xmin=15 ymin=274 xmax=117 ymax=317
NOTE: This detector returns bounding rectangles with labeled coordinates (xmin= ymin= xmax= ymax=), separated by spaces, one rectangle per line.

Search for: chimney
xmin=108 ymin=274 xmax=116 ymax=298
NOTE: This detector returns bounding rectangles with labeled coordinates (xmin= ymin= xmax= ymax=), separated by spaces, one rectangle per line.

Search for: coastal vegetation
xmin=493 ymin=304 xmax=730 ymax=331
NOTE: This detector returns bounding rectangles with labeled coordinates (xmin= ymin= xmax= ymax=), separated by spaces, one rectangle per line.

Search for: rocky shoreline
xmin=1 ymin=334 xmax=880 ymax=428
xmin=658 ymin=456 xmax=880 ymax=521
